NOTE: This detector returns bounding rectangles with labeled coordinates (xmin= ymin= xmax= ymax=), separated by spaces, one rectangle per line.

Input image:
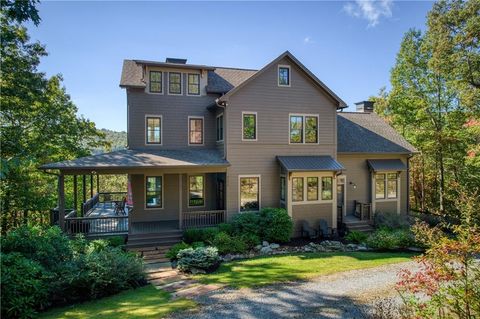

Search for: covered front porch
xmin=41 ymin=149 xmax=229 ymax=238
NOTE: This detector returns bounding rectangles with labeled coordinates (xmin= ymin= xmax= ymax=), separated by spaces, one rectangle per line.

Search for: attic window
xmin=278 ymin=65 xmax=290 ymax=86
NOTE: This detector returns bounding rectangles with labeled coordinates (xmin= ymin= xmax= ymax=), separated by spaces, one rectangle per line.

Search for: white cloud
xmin=303 ymin=36 xmax=314 ymax=44
xmin=343 ymin=0 xmax=393 ymax=27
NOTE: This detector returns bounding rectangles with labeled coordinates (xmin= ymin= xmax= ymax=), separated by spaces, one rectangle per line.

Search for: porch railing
xmin=354 ymin=201 xmax=373 ymax=223
xmin=65 ymin=215 xmax=128 ymax=236
xmin=82 ymin=193 xmax=99 ymax=215
xmin=182 ymin=210 xmax=226 ymax=229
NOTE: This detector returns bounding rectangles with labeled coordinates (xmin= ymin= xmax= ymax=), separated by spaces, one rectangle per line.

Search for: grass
xmin=38 ymin=285 xmax=196 ymax=319
xmin=198 ymin=251 xmax=414 ymax=288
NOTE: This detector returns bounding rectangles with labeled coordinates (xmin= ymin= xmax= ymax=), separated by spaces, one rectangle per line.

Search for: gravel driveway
xmin=170 ymin=261 xmax=418 ymax=319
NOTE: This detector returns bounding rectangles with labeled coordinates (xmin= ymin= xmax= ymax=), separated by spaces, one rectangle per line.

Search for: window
xmin=239 ymin=176 xmax=260 ymax=211
xmin=280 ymin=176 xmax=286 ymax=201
xmin=169 ymin=72 xmax=182 ymax=94
xmin=387 ymin=173 xmax=398 ymax=199
xmin=189 ymin=175 xmax=204 ymax=207
xmin=290 ymin=116 xmax=303 ymax=143
xmin=289 ymin=115 xmax=318 ymax=144
xmin=321 ymin=177 xmax=333 ymax=200
xmin=292 ymin=177 xmax=304 ymax=202
xmin=187 ymin=73 xmax=200 ymax=95
xmin=307 ymin=177 xmax=319 ymax=201
xmin=242 ymin=112 xmax=257 ymax=140
xmin=278 ymin=66 xmax=290 ymax=86
xmin=149 ymin=71 xmax=162 ymax=93
xmin=188 ymin=117 xmax=203 ymax=145
xmin=146 ymin=117 xmax=161 ymax=144
xmin=146 ymin=176 xmax=162 ymax=208
xmin=375 ymin=174 xmax=386 ymax=199
xmin=216 ymin=114 xmax=224 ymax=141
xmin=305 ymin=116 xmax=318 ymax=143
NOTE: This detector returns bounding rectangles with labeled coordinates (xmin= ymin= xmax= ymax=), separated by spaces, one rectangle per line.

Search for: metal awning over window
xmin=367 ymin=159 xmax=407 ymax=172
xmin=277 ymin=156 xmax=344 ymax=172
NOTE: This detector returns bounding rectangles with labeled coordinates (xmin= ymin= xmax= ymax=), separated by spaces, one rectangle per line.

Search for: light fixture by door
xmin=349 ymin=182 xmax=357 ymax=189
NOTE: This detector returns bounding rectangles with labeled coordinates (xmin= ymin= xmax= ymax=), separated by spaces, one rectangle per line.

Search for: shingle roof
xmin=119 ymin=60 xmax=145 ymax=88
xmin=277 ymin=156 xmax=344 ymax=172
xmin=206 ymin=68 xmax=257 ymax=94
xmin=40 ymin=149 xmax=229 ymax=171
xmin=367 ymin=159 xmax=407 ymax=171
xmin=337 ymin=112 xmax=418 ymax=154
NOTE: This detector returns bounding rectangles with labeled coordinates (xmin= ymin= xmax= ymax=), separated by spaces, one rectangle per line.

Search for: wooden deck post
xmin=96 ymin=174 xmax=100 ymax=194
xmin=58 ymin=174 xmax=66 ymax=231
xmin=73 ymin=175 xmax=78 ymax=213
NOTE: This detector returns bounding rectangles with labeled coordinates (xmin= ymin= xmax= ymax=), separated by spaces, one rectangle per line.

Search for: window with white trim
xmin=307 ymin=177 xmax=319 ymax=201
xmin=292 ymin=177 xmax=304 ymax=202
xmin=187 ymin=73 xmax=200 ymax=95
xmin=242 ymin=112 xmax=257 ymax=140
xmin=146 ymin=117 xmax=161 ymax=144
xmin=189 ymin=175 xmax=204 ymax=207
xmin=289 ymin=115 xmax=318 ymax=144
xmin=149 ymin=71 xmax=162 ymax=93
xmin=239 ymin=176 xmax=259 ymax=211
xmin=375 ymin=173 xmax=397 ymax=200
xmin=146 ymin=176 xmax=162 ymax=208
xmin=321 ymin=177 xmax=333 ymax=200
xmin=169 ymin=72 xmax=182 ymax=94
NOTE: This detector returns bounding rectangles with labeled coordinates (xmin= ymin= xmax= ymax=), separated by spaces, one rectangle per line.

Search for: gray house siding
xmin=224 ymin=56 xmax=338 ymax=220
xmin=292 ymin=203 xmax=332 ymax=237
xmin=337 ymin=154 xmax=408 ymax=215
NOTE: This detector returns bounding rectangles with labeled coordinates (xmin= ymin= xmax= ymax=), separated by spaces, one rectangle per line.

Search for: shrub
xmin=165 ymin=242 xmax=191 ymax=261
xmin=177 ymin=247 xmax=220 ymax=273
xmin=259 ymin=208 xmax=293 ymax=243
xmin=183 ymin=227 xmax=219 ymax=244
xmin=231 ymin=212 xmax=261 ymax=237
xmin=345 ymin=230 xmax=368 ymax=244
xmin=1 ymin=253 xmax=49 ymax=319
xmin=239 ymin=233 xmax=261 ymax=249
xmin=218 ymin=223 xmax=234 ymax=235
xmin=106 ymin=236 xmax=126 ymax=247
xmin=212 ymin=232 xmax=248 ymax=254
xmin=374 ymin=211 xmax=410 ymax=230
xmin=202 ymin=227 xmax=220 ymax=244
xmin=366 ymin=228 xmax=416 ymax=250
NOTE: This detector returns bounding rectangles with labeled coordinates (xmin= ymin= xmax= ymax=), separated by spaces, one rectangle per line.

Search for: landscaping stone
xmin=321 ymin=240 xmax=345 ymax=251
xmin=270 ymin=243 xmax=280 ymax=249
xmin=255 ymin=244 xmax=262 ymax=251
xmin=260 ymin=246 xmax=273 ymax=254
xmin=262 ymin=241 xmax=269 ymax=247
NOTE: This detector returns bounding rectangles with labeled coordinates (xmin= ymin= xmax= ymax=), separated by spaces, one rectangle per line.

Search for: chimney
xmin=355 ymin=101 xmax=375 ymax=113
xmin=165 ymin=58 xmax=187 ymax=64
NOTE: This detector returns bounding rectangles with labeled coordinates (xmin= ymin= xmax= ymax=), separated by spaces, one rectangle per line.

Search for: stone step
xmin=144 ymin=263 xmax=176 ymax=275
xmin=144 ymin=257 xmax=170 ymax=264
xmin=126 ymin=239 xmax=182 ymax=249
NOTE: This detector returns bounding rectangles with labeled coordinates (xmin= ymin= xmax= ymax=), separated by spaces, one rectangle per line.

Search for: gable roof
xmin=217 ymin=51 xmax=347 ymax=109
xmin=337 ymin=112 xmax=418 ymax=154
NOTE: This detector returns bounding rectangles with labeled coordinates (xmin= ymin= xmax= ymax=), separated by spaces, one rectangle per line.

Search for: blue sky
xmin=28 ymin=1 xmax=434 ymax=132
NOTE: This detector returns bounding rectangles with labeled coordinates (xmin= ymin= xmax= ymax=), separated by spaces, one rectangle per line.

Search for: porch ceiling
xmin=277 ymin=155 xmax=344 ymax=172
xmin=40 ymin=149 xmax=229 ymax=173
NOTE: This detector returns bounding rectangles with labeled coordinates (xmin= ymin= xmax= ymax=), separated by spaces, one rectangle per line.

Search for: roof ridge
xmin=213 ymin=66 xmax=258 ymax=72
xmin=338 ymin=111 xmax=373 ymax=115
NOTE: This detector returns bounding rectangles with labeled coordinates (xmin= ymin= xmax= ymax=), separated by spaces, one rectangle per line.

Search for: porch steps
xmin=344 ymin=219 xmax=374 ymax=233
xmin=126 ymin=230 xmax=183 ymax=249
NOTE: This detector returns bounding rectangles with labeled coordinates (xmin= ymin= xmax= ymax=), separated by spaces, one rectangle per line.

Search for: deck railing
xmin=354 ymin=201 xmax=373 ymax=223
xmin=65 ymin=215 xmax=128 ymax=236
xmin=82 ymin=193 xmax=99 ymax=215
xmin=182 ymin=210 xmax=226 ymax=229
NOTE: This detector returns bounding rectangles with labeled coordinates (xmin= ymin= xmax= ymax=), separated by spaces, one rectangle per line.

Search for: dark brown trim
xmin=187 ymin=73 xmax=201 ymax=95
xmin=149 ymin=70 xmax=162 ymax=93
xmin=168 ymin=72 xmax=182 ymax=95
xmin=145 ymin=116 xmax=162 ymax=145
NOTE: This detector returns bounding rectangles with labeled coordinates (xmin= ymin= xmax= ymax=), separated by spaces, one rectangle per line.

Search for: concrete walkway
xmin=169 ymin=261 xmax=417 ymax=319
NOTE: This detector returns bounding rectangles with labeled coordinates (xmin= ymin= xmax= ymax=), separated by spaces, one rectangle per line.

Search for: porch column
xmin=287 ymin=172 xmax=293 ymax=217
xmin=178 ymin=174 xmax=183 ymax=229
xmin=82 ymin=175 xmax=86 ymax=216
xmin=73 ymin=175 xmax=78 ymax=213
xmin=58 ymin=174 xmax=66 ymax=231
xmin=96 ymin=174 xmax=100 ymax=194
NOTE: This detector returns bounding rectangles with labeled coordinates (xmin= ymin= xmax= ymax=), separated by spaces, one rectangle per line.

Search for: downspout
xmin=407 ymin=153 xmax=414 ymax=215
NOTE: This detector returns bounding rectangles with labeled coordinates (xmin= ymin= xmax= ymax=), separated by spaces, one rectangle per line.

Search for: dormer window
xmin=278 ymin=65 xmax=290 ymax=86
xmin=187 ymin=73 xmax=200 ymax=95
xmin=168 ymin=72 xmax=182 ymax=94
xmin=149 ymin=71 xmax=162 ymax=93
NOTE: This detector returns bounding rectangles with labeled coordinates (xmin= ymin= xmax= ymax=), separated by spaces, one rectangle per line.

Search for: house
xmin=41 ymin=51 xmax=417 ymax=246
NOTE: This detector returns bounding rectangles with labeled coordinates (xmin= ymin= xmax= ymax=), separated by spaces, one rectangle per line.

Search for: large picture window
xmin=146 ymin=116 xmax=161 ymax=144
xmin=187 ymin=73 xmax=200 ymax=95
xmin=242 ymin=112 xmax=257 ymax=140
xmin=292 ymin=177 xmax=304 ymax=202
xmin=321 ymin=177 xmax=333 ymax=200
xmin=307 ymin=177 xmax=319 ymax=201
xmin=239 ymin=176 xmax=260 ymax=211
xmin=289 ymin=115 xmax=318 ymax=144
xmin=149 ymin=71 xmax=162 ymax=93
xmin=189 ymin=117 xmax=203 ymax=145
xmin=146 ymin=176 xmax=162 ymax=208
xmin=169 ymin=72 xmax=182 ymax=94
xmin=189 ymin=175 xmax=204 ymax=207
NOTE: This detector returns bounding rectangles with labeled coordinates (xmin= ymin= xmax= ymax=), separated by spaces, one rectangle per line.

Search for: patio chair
xmin=114 ymin=197 xmax=126 ymax=216
xmin=317 ymin=219 xmax=333 ymax=239
xmin=301 ymin=220 xmax=318 ymax=239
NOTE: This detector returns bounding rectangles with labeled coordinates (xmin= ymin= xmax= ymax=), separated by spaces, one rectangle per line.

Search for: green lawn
xmin=198 ymin=251 xmax=414 ymax=288
xmin=38 ymin=285 xmax=196 ymax=319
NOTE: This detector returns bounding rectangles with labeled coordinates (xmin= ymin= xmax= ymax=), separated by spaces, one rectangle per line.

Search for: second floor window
xmin=189 ymin=117 xmax=203 ymax=145
xmin=278 ymin=66 xmax=290 ymax=86
xmin=242 ymin=112 xmax=257 ymax=140
xmin=216 ymin=114 xmax=224 ymax=141
xmin=169 ymin=72 xmax=182 ymax=94
xmin=150 ymin=71 xmax=162 ymax=93
xmin=146 ymin=117 xmax=161 ymax=144
xmin=189 ymin=175 xmax=204 ymax=207
xmin=289 ymin=115 xmax=318 ymax=144
xmin=188 ymin=74 xmax=200 ymax=95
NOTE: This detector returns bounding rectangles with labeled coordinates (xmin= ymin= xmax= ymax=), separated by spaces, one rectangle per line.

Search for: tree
xmin=0 ymin=0 xmax=107 ymax=231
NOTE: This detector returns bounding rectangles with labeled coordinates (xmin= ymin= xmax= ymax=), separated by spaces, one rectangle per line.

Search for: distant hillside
xmin=92 ymin=129 xmax=127 ymax=154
